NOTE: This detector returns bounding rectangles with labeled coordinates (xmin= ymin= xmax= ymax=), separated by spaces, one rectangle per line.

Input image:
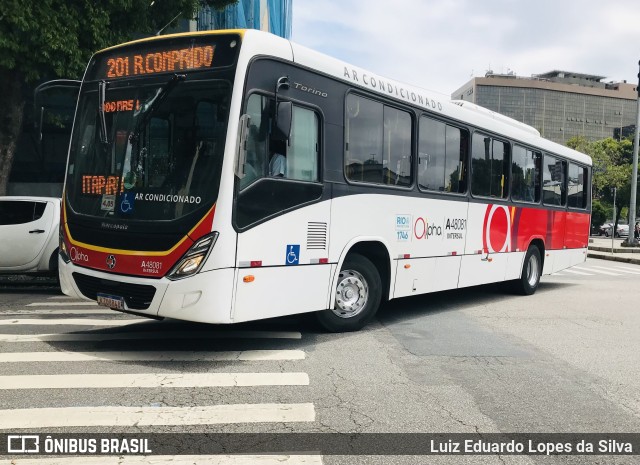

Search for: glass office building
xmin=452 ymin=71 xmax=637 ymax=144
xmin=197 ymin=0 xmax=292 ymax=38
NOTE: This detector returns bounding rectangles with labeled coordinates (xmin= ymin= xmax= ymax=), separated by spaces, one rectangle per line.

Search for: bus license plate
xmin=96 ymin=293 xmax=125 ymax=310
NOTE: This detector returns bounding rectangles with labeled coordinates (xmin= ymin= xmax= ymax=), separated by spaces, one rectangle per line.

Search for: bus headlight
xmin=167 ymin=232 xmax=219 ymax=280
xmin=59 ymin=228 xmax=71 ymax=263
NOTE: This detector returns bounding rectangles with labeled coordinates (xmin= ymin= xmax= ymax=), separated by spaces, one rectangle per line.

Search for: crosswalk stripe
xmin=0 ymin=403 xmax=315 ymax=428
xmin=560 ymin=269 xmax=594 ymax=276
xmin=573 ymin=266 xmax=621 ymax=276
xmin=0 ymin=330 xmax=302 ymax=342
xmin=27 ymin=302 xmax=98 ymax=307
xmin=0 ymin=349 xmax=305 ymax=363
xmin=0 ymin=318 xmax=147 ymax=326
xmin=593 ymin=265 xmax=640 ymax=275
xmin=0 ymin=455 xmax=324 ymax=465
xmin=0 ymin=309 xmax=114 ymax=316
xmin=0 ymin=350 xmax=305 ymax=363
xmin=0 ymin=372 xmax=310 ymax=389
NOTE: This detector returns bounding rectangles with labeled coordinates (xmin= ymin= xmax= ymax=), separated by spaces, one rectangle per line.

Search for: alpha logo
xmin=483 ymin=205 xmax=513 ymax=253
xmin=69 ymin=247 xmax=89 ymax=262
xmin=414 ymin=217 xmax=442 ymax=240
xmin=106 ymin=255 xmax=117 ymax=269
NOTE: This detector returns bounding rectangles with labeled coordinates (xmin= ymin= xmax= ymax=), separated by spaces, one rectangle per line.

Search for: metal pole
xmin=612 ymin=187 xmax=616 ymax=253
xmin=627 ymin=60 xmax=640 ymax=246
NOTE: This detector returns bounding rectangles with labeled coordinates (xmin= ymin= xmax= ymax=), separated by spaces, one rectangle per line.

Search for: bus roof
xmin=279 ymin=33 xmax=591 ymax=167
xmin=96 ymin=29 xmax=591 ymax=166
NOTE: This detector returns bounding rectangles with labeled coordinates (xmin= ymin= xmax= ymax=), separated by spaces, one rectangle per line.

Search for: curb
xmin=587 ymin=252 xmax=640 ymax=266
xmin=589 ymin=246 xmax=640 ymax=254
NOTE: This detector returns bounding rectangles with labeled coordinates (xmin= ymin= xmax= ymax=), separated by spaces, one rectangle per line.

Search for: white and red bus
xmin=59 ymin=29 xmax=591 ymax=331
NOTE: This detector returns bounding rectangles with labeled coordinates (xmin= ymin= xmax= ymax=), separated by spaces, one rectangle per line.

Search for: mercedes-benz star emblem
xmin=106 ymin=255 xmax=116 ymax=269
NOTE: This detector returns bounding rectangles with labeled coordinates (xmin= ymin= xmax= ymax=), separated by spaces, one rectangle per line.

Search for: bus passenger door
xmin=233 ymin=95 xmax=330 ymax=322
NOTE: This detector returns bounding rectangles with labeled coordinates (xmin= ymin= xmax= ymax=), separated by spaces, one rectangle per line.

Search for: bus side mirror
xmin=272 ymin=101 xmax=292 ymax=141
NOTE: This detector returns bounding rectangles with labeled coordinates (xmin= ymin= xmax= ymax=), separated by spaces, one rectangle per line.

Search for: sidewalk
xmin=587 ymin=236 xmax=640 ymax=265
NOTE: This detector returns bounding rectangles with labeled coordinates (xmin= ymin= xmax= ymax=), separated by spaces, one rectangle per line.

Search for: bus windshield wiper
xmin=130 ymin=73 xmax=186 ymax=143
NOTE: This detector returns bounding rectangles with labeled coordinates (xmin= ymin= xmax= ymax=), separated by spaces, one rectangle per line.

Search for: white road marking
xmin=0 ymin=318 xmax=147 ymax=326
xmin=560 ymin=269 xmax=594 ymax=276
xmin=573 ymin=266 xmax=621 ymax=276
xmin=0 ymin=403 xmax=316 ymax=428
xmin=0 ymin=330 xmax=302 ymax=342
xmin=0 ymin=456 xmax=323 ymax=465
xmin=27 ymin=302 xmax=99 ymax=307
xmin=592 ymin=265 xmax=640 ymax=275
xmin=0 ymin=350 xmax=305 ymax=363
xmin=0 ymin=372 xmax=310 ymax=389
xmin=0 ymin=309 xmax=114 ymax=316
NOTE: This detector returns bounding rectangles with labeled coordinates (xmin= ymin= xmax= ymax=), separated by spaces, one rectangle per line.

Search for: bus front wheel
xmin=513 ymin=245 xmax=542 ymax=296
xmin=316 ymin=254 xmax=382 ymax=332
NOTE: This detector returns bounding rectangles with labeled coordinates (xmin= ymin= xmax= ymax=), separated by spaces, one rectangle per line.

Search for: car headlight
xmin=167 ymin=232 xmax=219 ymax=280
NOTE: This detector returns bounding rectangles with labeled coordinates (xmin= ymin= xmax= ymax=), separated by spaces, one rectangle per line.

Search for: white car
xmin=0 ymin=196 xmax=60 ymax=275
xmin=604 ymin=223 xmax=629 ymax=238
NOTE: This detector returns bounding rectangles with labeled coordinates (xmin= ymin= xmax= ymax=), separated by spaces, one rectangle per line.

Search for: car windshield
xmin=66 ymin=77 xmax=230 ymax=221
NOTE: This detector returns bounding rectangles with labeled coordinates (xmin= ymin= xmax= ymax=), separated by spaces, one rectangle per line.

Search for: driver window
xmin=240 ymin=94 xmax=269 ymax=189
xmin=240 ymin=93 xmax=319 ymax=189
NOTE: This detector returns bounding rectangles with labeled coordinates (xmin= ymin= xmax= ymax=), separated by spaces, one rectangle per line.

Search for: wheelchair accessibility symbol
xmin=120 ymin=192 xmax=135 ymax=214
xmin=285 ymin=244 xmax=300 ymax=266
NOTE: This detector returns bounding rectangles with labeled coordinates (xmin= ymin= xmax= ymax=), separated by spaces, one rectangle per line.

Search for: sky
xmin=291 ymin=0 xmax=640 ymax=98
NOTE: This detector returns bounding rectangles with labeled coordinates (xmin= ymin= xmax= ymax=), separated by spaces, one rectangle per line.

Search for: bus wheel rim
xmin=527 ymin=254 xmax=540 ymax=287
xmin=333 ymin=269 xmax=369 ymax=319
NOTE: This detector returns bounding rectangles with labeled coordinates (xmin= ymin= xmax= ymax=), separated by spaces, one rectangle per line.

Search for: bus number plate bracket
xmin=96 ymin=293 xmax=125 ymax=310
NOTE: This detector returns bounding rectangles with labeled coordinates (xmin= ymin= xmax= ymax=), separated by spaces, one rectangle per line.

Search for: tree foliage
xmin=590 ymin=199 xmax=608 ymax=231
xmin=567 ymin=135 xmax=636 ymax=229
xmin=0 ymin=0 xmax=237 ymax=194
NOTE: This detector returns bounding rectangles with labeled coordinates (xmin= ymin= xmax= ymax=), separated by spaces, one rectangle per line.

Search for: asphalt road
xmin=0 ymin=258 xmax=639 ymax=464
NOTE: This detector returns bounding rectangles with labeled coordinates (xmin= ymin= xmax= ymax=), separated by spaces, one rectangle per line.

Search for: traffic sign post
xmin=612 ymin=187 xmax=616 ymax=253
xmin=626 ymin=60 xmax=640 ymax=246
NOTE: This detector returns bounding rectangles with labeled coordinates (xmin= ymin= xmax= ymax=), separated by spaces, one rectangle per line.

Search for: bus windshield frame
xmin=65 ymin=34 xmax=240 ymax=225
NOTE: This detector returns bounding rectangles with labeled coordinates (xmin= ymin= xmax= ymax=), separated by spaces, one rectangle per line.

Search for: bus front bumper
xmin=59 ymin=258 xmax=236 ymax=324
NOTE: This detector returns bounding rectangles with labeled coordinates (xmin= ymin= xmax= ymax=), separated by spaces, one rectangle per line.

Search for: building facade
xmin=452 ymin=71 xmax=637 ymax=144
xmin=197 ymin=0 xmax=291 ymax=38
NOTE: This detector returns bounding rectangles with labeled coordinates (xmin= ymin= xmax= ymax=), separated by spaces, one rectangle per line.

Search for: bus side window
xmin=287 ymin=105 xmax=319 ymax=182
xmin=456 ymin=130 xmax=469 ymax=193
xmin=419 ymin=115 xmax=468 ymax=194
xmin=346 ymin=93 xmax=411 ymax=187
xmin=471 ymin=133 xmax=509 ymax=199
xmin=542 ymin=154 xmax=567 ymax=206
xmin=567 ymin=162 xmax=587 ymax=209
xmin=511 ymin=146 xmax=541 ymax=203
xmin=240 ymin=94 xmax=270 ymax=189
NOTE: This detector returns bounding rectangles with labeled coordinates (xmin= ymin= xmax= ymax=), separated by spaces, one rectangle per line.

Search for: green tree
xmin=567 ymin=135 xmax=635 ymax=231
xmin=590 ymin=199 xmax=608 ymax=232
xmin=0 ymin=0 xmax=237 ymax=195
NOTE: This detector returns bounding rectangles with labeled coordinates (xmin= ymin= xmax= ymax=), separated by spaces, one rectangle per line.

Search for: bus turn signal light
xmin=243 ymin=275 xmax=255 ymax=283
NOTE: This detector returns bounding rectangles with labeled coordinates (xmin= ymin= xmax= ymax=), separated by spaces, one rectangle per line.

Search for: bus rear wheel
xmin=512 ymin=245 xmax=542 ymax=295
xmin=316 ymin=254 xmax=382 ymax=332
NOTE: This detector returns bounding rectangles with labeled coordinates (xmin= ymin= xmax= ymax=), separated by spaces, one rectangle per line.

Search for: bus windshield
xmin=66 ymin=77 xmax=231 ymax=221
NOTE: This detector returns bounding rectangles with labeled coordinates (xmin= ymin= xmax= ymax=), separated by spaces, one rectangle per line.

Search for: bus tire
xmin=513 ymin=245 xmax=542 ymax=296
xmin=316 ymin=253 xmax=382 ymax=332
